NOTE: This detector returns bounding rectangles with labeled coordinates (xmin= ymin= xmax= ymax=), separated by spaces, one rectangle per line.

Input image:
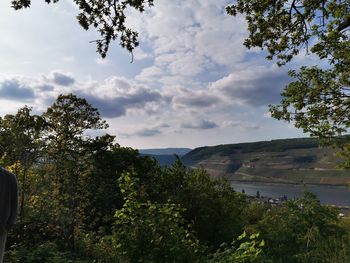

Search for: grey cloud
xmin=181 ymin=119 xmax=218 ymax=129
xmin=42 ymin=95 xmax=58 ymax=108
xmin=84 ymin=96 xmax=126 ymax=117
xmin=159 ymin=123 xmax=170 ymax=128
xmin=51 ymin=71 xmax=75 ymax=86
xmin=135 ymin=128 xmax=162 ymax=137
xmin=82 ymin=88 xmax=163 ymax=118
xmin=107 ymin=77 xmax=131 ymax=91
xmin=173 ymin=93 xmax=221 ymax=108
xmin=223 ymin=121 xmax=260 ymax=130
xmin=214 ymin=69 xmax=290 ymax=107
xmin=0 ymin=79 xmax=35 ymax=101
xmin=117 ymin=88 xmax=162 ymax=106
xmin=120 ymin=127 xmax=163 ymax=138
xmin=37 ymin=84 xmax=54 ymax=91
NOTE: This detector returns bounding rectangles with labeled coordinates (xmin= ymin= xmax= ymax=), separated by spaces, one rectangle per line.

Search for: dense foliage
xmin=227 ymin=0 xmax=350 ymax=165
xmin=0 ymin=94 xmax=349 ymax=262
xmin=5 ymin=1 xmax=350 ymax=261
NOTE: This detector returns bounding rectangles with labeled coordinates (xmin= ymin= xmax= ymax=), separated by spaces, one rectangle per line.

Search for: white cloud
xmin=132 ymin=0 xmax=250 ymax=86
xmin=96 ymin=57 xmax=109 ymax=65
xmin=133 ymin=47 xmax=152 ymax=61
xmin=62 ymin=56 xmax=76 ymax=63
xmin=136 ymin=66 xmax=163 ymax=82
xmin=0 ymin=0 xmax=308 ymax=148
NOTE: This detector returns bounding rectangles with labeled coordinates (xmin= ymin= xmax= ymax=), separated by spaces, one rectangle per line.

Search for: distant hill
xmin=139 ymin=148 xmax=192 ymax=156
xmin=139 ymin=148 xmax=192 ymax=166
xmin=182 ymin=138 xmax=350 ymax=186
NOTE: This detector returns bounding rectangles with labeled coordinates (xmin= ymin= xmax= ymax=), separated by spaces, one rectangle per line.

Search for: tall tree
xmin=226 ymin=1 xmax=350 ymax=66
xmin=0 ymin=106 xmax=45 ymax=219
xmin=42 ymin=93 xmax=108 ymax=248
xmin=227 ymin=1 xmax=350 ymax=164
xmin=83 ymin=134 xmax=157 ymax=234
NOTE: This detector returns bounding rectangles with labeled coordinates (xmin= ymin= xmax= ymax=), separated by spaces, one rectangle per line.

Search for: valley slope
xmin=182 ymin=138 xmax=350 ymax=186
xmin=139 ymin=148 xmax=191 ymax=166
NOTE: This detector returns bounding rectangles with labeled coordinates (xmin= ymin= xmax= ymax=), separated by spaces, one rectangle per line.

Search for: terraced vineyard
xmin=182 ymin=138 xmax=350 ymax=186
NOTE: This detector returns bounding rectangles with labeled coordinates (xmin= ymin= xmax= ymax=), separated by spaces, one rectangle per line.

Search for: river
xmin=231 ymin=181 xmax=350 ymax=206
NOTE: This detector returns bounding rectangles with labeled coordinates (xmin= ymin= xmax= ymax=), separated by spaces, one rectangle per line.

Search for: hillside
xmin=139 ymin=148 xmax=192 ymax=166
xmin=182 ymin=138 xmax=350 ymax=186
xmin=139 ymin=148 xmax=191 ymax=156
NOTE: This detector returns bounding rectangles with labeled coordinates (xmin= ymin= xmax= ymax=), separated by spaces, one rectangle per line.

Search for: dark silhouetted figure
xmin=0 ymin=145 xmax=18 ymax=263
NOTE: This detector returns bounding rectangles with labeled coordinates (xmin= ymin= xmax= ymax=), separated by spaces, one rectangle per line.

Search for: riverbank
xmin=231 ymin=181 xmax=350 ymax=206
xmin=230 ymin=178 xmax=350 ymax=187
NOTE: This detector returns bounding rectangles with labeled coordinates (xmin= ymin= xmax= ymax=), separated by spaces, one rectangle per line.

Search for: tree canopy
xmin=11 ymin=0 xmax=154 ymax=58
xmin=227 ymin=0 xmax=350 ymax=164
xmin=1 ymin=94 xmax=350 ymax=262
xmin=226 ymin=0 xmax=350 ymax=66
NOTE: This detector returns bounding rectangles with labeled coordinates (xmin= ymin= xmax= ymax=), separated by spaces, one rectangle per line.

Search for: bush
xmin=6 ymin=242 xmax=73 ymax=263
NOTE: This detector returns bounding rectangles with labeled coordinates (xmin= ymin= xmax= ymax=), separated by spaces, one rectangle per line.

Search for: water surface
xmin=231 ymin=181 xmax=350 ymax=206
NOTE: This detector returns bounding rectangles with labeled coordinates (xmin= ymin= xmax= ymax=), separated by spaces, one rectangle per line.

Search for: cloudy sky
xmin=0 ymin=0 xmax=313 ymax=149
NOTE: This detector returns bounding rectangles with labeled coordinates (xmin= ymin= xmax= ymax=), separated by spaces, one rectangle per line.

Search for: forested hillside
xmin=182 ymin=138 xmax=350 ymax=185
xmin=139 ymin=148 xmax=191 ymax=166
xmin=139 ymin=148 xmax=191 ymax=156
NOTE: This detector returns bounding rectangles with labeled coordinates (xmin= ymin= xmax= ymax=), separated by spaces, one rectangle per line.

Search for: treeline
xmin=1 ymin=94 xmax=350 ymax=262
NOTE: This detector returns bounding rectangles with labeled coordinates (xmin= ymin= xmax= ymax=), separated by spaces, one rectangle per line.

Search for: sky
xmin=0 ymin=0 xmax=316 ymax=149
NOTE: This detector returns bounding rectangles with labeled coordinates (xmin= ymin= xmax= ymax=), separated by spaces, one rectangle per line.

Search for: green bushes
xmin=2 ymin=95 xmax=350 ymax=262
xmin=7 ymin=242 xmax=74 ymax=263
xmin=209 ymin=232 xmax=271 ymax=263
xmin=257 ymin=192 xmax=341 ymax=263
xmin=112 ymin=172 xmax=200 ymax=262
